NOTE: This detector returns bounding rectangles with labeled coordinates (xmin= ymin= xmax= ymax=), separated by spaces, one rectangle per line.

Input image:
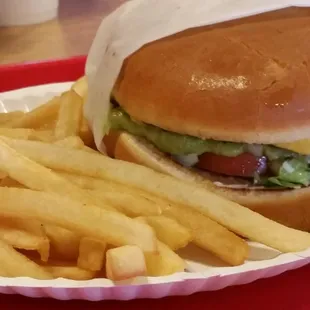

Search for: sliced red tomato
xmin=196 ymin=152 xmax=267 ymax=177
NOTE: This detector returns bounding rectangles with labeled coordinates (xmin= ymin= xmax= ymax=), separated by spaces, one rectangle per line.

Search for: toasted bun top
xmin=113 ymin=8 xmax=310 ymax=144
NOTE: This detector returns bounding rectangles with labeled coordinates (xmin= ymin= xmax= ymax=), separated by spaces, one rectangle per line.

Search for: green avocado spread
xmin=108 ymin=106 xmax=310 ymax=189
xmin=109 ymin=107 xmax=245 ymax=157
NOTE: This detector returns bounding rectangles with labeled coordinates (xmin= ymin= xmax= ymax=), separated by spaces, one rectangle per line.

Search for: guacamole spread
xmin=109 ymin=107 xmax=244 ymax=157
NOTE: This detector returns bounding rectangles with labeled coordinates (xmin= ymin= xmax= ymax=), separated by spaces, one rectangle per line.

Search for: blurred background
xmin=0 ymin=0 xmax=125 ymax=65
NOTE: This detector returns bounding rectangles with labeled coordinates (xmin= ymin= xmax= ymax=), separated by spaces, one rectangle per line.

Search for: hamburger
xmin=102 ymin=7 xmax=310 ymax=231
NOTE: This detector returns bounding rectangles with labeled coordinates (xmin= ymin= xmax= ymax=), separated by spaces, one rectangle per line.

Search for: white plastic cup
xmin=0 ymin=0 xmax=59 ymax=26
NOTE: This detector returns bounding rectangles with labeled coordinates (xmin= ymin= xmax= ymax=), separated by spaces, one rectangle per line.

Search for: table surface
xmin=0 ymin=0 xmax=125 ymax=65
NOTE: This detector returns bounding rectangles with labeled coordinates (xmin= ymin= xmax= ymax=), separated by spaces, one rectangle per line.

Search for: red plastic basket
xmin=0 ymin=56 xmax=86 ymax=92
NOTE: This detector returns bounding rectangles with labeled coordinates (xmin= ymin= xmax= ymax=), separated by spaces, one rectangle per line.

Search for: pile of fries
xmin=0 ymin=77 xmax=310 ymax=282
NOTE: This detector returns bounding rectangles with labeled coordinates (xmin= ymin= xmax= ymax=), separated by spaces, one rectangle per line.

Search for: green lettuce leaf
xmin=265 ymin=177 xmax=302 ymax=189
xmin=267 ymin=158 xmax=310 ymax=188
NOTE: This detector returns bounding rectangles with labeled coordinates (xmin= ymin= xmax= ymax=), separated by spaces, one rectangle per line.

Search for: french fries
xmin=106 ymin=245 xmax=147 ymax=281
xmin=60 ymin=172 xmax=162 ymax=217
xmin=0 ymin=139 xmax=161 ymax=221
xmin=55 ymin=91 xmax=83 ymax=140
xmin=29 ymin=256 xmax=96 ymax=280
xmin=89 ymin=189 xmax=161 ymax=217
xmin=6 ymin=138 xmax=309 ymax=253
xmin=79 ymin=117 xmax=95 ymax=148
xmin=0 ymin=170 xmax=7 ymax=180
xmin=0 ymin=128 xmax=54 ymax=142
xmin=62 ymin=171 xmax=243 ymax=265
xmin=0 ymin=138 xmax=116 ymax=213
xmin=0 ymin=218 xmax=49 ymax=262
xmin=1 ymin=176 xmax=23 ymax=187
xmin=0 ymin=111 xmax=24 ymax=125
xmin=0 ymin=77 xmax=309 ymax=282
xmin=54 ymin=136 xmax=85 ymax=149
xmin=8 ymin=96 xmax=61 ymax=129
xmin=78 ymin=237 xmax=106 ymax=272
xmin=43 ymin=225 xmax=80 ymax=261
xmin=0 ymin=238 xmax=53 ymax=280
xmin=71 ymin=76 xmax=88 ymax=99
xmin=0 ymin=187 xmax=157 ymax=252
xmin=57 ymin=171 xmax=138 ymax=192
xmin=82 ymin=145 xmax=98 ymax=153
xmin=144 ymin=241 xmax=186 ymax=277
xmin=162 ymin=202 xmax=249 ymax=265
xmin=43 ymin=264 xmax=96 ymax=281
xmin=60 ymin=171 xmax=246 ymax=264
xmin=0 ymin=267 xmax=11 ymax=277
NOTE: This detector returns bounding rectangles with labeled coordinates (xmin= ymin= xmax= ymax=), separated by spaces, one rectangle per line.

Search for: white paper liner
xmin=84 ymin=0 xmax=310 ymax=149
xmin=0 ymin=83 xmax=310 ymax=301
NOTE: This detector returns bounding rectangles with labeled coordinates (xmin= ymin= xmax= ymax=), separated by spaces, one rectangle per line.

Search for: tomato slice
xmin=196 ymin=152 xmax=267 ymax=177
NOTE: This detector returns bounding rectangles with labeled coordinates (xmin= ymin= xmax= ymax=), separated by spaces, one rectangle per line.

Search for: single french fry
xmin=137 ymin=216 xmax=191 ymax=250
xmin=43 ymin=225 xmax=80 ymax=261
xmin=71 ymin=76 xmax=88 ymax=99
xmin=0 ymin=238 xmax=53 ymax=279
xmin=0 ymin=128 xmax=54 ymax=142
xmin=0 ymin=267 xmax=11 ymax=277
xmin=77 ymin=237 xmax=106 ymax=272
xmin=38 ymin=119 xmax=56 ymax=131
xmin=4 ymin=138 xmax=309 ymax=254
xmin=28 ymin=130 xmax=55 ymax=142
xmin=79 ymin=117 xmax=95 ymax=147
xmin=55 ymin=137 xmax=97 ymax=153
xmin=54 ymin=136 xmax=85 ymax=149
xmin=89 ymin=189 xmax=161 ymax=217
xmin=57 ymin=172 xmax=129 ymax=191
xmin=0 ymin=128 xmax=32 ymax=140
xmin=8 ymin=96 xmax=61 ymax=129
xmin=106 ymin=245 xmax=147 ymax=281
xmin=0 ymin=221 xmax=49 ymax=262
xmin=0 ymin=170 xmax=7 ymax=180
xmin=43 ymin=265 xmax=96 ymax=280
xmin=162 ymin=203 xmax=249 ymax=265
xmin=0 ymin=217 xmax=49 ymax=262
xmin=144 ymin=241 xmax=186 ymax=276
xmin=82 ymin=145 xmax=98 ymax=153
xmin=0 ymin=187 xmax=157 ymax=252
xmin=0 ymin=111 xmax=25 ymax=125
xmin=55 ymin=91 xmax=83 ymax=139
xmin=0 ymin=176 xmax=24 ymax=188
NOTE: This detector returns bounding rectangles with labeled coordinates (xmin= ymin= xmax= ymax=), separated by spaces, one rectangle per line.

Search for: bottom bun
xmin=103 ymin=131 xmax=310 ymax=232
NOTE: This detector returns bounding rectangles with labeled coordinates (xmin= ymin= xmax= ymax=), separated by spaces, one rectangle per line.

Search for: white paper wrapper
xmin=0 ymin=82 xmax=310 ymax=301
xmin=84 ymin=0 xmax=310 ymax=149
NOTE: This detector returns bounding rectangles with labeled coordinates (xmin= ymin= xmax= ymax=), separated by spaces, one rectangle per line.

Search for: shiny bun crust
xmin=113 ymin=8 xmax=310 ymax=144
xmin=104 ymin=131 xmax=310 ymax=232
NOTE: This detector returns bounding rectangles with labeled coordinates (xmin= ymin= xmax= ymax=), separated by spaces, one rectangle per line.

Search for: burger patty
xmin=108 ymin=105 xmax=310 ymax=189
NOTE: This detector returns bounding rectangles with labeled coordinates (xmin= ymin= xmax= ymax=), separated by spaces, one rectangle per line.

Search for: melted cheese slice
xmin=275 ymin=139 xmax=310 ymax=155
